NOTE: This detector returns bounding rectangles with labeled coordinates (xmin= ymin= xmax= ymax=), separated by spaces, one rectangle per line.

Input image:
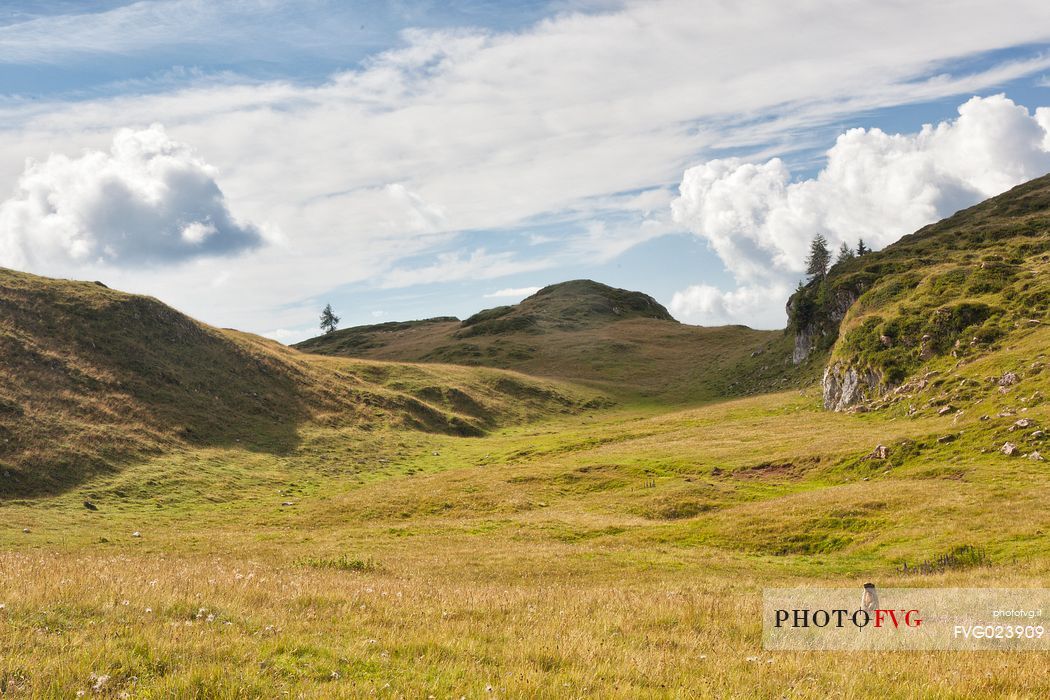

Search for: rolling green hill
xmin=296 ymin=280 xmax=810 ymax=401
xmin=786 ymin=172 xmax=1050 ymax=411
xmin=0 ymin=268 xmax=599 ymax=496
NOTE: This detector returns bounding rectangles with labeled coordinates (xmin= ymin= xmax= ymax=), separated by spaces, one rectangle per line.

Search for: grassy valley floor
xmin=1 ymin=375 xmax=1048 ymax=698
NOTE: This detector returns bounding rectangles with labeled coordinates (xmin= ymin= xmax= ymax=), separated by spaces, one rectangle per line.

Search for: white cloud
xmin=262 ymin=327 xmax=312 ymax=344
xmin=0 ymin=2 xmax=1048 ymax=334
xmin=0 ymin=124 xmax=264 ymax=268
xmin=565 ymin=217 xmax=675 ymax=263
xmin=484 ymin=286 xmax=541 ymax=299
xmin=671 ymin=95 xmax=1050 ymax=326
xmin=380 ymin=249 xmax=551 ymax=288
xmin=383 ymin=183 xmax=447 ymax=234
xmin=670 ymin=282 xmax=792 ymax=329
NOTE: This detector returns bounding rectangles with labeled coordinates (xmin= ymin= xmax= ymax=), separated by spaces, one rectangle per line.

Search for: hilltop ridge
xmin=296 ymin=279 xmax=806 ymax=401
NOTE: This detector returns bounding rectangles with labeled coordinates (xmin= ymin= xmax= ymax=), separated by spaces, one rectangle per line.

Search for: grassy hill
xmin=0 ymin=268 xmax=600 ymax=496
xmin=296 ymin=280 xmax=809 ymax=402
xmin=787 ymin=172 xmax=1050 ymax=410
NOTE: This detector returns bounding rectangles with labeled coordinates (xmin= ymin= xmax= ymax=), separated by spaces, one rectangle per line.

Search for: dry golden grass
xmin=2 ymin=381 xmax=1048 ymax=697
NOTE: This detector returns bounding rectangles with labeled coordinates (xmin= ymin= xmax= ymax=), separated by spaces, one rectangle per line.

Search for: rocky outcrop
xmin=792 ymin=324 xmax=817 ymax=364
xmin=821 ymin=362 xmax=882 ymax=411
xmin=787 ymin=286 xmax=861 ymax=365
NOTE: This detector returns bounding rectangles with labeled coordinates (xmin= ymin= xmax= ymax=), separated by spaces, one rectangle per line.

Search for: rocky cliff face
xmin=787 ymin=285 xmax=862 ymax=365
xmin=785 ymin=277 xmax=876 ymax=411
xmin=821 ymin=362 xmax=883 ymax=411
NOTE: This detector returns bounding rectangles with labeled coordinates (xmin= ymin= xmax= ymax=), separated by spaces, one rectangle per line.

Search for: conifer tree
xmin=806 ymin=234 xmax=831 ymax=281
xmin=319 ymin=303 xmax=340 ymax=334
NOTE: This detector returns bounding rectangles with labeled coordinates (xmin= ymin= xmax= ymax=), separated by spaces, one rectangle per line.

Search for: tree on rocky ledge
xmin=319 ymin=303 xmax=340 ymax=334
xmin=806 ymin=234 xmax=831 ymax=281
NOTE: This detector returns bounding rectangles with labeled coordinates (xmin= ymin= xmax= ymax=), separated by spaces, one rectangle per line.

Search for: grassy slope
xmin=791 ymin=173 xmax=1050 ymax=393
xmin=0 ymin=368 xmax=1046 ymax=696
xmin=0 ymin=268 xmax=601 ymax=496
xmin=296 ymin=280 xmax=807 ymax=402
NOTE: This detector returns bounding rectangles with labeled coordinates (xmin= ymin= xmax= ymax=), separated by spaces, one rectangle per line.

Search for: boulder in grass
xmin=868 ymin=445 xmax=890 ymax=460
xmin=1028 ymin=451 xmax=1044 ymax=462
xmin=83 ymin=501 xmax=98 ymax=511
xmin=1001 ymin=442 xmax=1019 ymax=456
xmin=999 ymin=372 xmax=1020 ymax=387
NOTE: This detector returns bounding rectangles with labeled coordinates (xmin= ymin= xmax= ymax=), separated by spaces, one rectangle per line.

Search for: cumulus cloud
xmin=669 ymin=282 xmax=793 ymax=328
xmin=670 ymin=95 xmax=1050 ymax=326
xmin=483 ymin=286 xmax=541 ymax=299
xmin=0 ymin=124 xmax=264 ymax=268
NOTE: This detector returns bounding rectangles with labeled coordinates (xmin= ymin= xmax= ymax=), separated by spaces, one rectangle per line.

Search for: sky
xmin=0 ymin=1 xmax=1049 ymax=343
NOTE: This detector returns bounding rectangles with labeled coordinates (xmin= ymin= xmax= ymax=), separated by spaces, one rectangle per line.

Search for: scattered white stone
xmin=868 ymin=445 xmax=890 ymax=460
xmin=1001 ymin=442 xmax=1019 ymax=456
xmin=999 ymin=372 xmax=1020 ymax=387
xmin=131 ymin=531 xmax=141 ymax=538
xmin=1028 ymin=451 xmax=1044 ymax=462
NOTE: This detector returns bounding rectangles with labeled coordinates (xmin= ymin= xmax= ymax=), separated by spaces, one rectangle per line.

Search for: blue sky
xmin=0 ymin=1 xmax=1048 ymax=341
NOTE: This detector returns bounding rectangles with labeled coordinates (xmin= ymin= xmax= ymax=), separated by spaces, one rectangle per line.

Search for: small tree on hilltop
xmin=806 ymin=234 xmax=831 ymax=281
xmin=857 ymin=238 xmax=870 ymax=256
xmin=836 ymin=241 xmax=855 ymax=264
xmin=319 ymin=303 xmax=340 ymax=334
